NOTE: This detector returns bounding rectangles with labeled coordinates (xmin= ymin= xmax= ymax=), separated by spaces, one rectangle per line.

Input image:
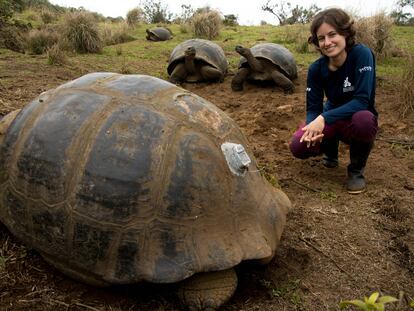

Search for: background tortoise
xmin=0 ymin=73 xmax=290 ymax=310
xmin=146 ymin=27 xmax=172 ymax=41
xmin=232 ymin=43 xmax=298 ymax=93
xmin=167 ymin=39 xmax=228 ymax=84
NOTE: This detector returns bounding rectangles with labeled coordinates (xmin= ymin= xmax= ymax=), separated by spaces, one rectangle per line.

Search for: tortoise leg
xmin=0 ymin=109 xmax=21 ymax=144
xmin=200 ymin=65 xmax=224 ymax=82
xmin=231 ymin=67 xmax=250 ymax=91
xmin=169 ymin=63 xmax=187 ymax=84
xmin=177 ymin=268 xmax=238 ymax=311
xmin=271 ymin=70 xmax=295 ymax=94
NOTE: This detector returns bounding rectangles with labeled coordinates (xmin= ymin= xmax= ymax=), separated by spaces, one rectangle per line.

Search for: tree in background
xmin=140 ymin=0 xmax=172 ymax=23
xmin=126 ymin=7 xmax=145 ymax=26
xmin=390 ymin=0 xmax=414 ymax=25
xmin=223 ymin=14 xmax=238 ymax=26
xmin=261 ymin=0 xmax=320 ymax=25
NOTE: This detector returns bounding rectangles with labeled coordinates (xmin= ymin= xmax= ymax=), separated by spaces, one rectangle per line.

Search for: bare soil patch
xmin=0 ymin=51 xmax=413 ymax=310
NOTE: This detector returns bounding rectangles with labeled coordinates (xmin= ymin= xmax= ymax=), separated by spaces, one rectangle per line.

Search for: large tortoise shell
xmin=167 ymin=39 xmax=228 ymax=75
xmin=0 ymin=73 xmax=290 ymax=285
xmin=146 ymin=27 xmax=172 ymax=41
xmin=239 ymin=43 xmax=298 ymax=79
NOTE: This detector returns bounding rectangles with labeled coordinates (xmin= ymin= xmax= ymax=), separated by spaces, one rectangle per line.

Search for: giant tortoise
xmin=0 ymin=73 xmax=291 ymax=310
xmin=146 ymin=27 xmax=172 ymax=41
xmin=232 ymin=43 xmax=298 ymax=93
xmin=168 ymin=39 xmax=228 ymax=84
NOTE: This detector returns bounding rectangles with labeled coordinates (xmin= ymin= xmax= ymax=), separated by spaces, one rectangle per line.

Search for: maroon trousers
xmin=290 ymin=110 xmax=378 ymax=159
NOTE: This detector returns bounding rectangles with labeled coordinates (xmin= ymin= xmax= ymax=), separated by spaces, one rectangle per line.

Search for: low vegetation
xmin=339 ymin=292 xmax=398 ymax=311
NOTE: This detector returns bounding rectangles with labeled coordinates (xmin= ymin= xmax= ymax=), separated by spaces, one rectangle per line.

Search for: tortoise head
xmin=145 ymin=29 xmax=152 ymax=40
xmin=235 ymin=45 xmax=249 ymax=56
xmin=0 ymin=109 xmax=21 ymax=145
xmin=184 ymin=46 xmax=196 ymax=59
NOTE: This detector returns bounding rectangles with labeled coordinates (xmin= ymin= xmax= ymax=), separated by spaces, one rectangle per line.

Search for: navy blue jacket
xmin=306 ymin=44 xmax=378 ymax=125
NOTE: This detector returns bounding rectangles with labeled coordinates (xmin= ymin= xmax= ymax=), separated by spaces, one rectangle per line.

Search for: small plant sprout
xmin=339 ymin=292 xmax=398 ymax=311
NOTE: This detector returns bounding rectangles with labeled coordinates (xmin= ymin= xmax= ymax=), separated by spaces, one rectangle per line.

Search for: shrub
xmin=25 ymin=28 xmax=59 ymax=54
xmin=0 ymin=25 xmax=26 ymax=53
xmin=101 ymin=22 xmax=135 ymax=46
xmin=355 ymin=12 xmax=394 ymax=60
xmin=126 ymin=7 xmax=144 ymax=27
xmin=62 ymin=11 xmax=102 ymax=53
xmin=46 ymin=43 xmax=67 ymax=65
xmin=190 ymin=10 xmax=222 ymax=40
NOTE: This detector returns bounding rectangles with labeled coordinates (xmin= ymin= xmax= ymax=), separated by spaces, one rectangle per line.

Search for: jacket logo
xmin=343 ymin=77 xmax=354 ymax=92
xmin=359 ymin=66 xmax=372 ymax=73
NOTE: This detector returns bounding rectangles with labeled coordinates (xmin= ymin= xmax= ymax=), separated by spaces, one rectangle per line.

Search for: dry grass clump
xmin=62 ymin=11 xmax=102 ymax=53
xmin=190 ymin=10 xmax=223 ymax=40
xmin=400 ymin=53 xmax=414 ymax=117
xmin=46 ymin=43 xmax=67 ymax=65
xmin=355 ymin=12 xmax=394 ymax=60
xmin=25 ymin=28 xmax=59 ymax=54
xmin=101 ymin=22 xmax=135 ymax=46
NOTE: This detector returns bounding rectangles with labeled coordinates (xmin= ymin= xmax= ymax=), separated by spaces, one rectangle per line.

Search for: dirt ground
xmin=0 ymin=50 xmax=413 ymax=311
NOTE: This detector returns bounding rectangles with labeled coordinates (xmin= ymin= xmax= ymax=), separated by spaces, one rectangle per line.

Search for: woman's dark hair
xmin=308 ymin=8 xmax=356 ymax=52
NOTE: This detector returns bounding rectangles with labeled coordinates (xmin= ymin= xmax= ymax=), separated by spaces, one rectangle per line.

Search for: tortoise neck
xmin=244 ymin=52 xmax=264 ymax=72
xmin=184 ymin=57 xmax=196 ymax=74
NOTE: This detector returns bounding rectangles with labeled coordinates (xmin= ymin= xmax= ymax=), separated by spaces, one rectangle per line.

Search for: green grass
xmin=118 ymin=23 xmax=413 ymax=78
xmin=391 ymin=26 xmax=414 ymax=53
xmin=4 ymin=7 xmax=414 ymax=81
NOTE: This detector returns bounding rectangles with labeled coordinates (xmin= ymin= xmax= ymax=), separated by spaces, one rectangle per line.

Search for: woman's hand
xmin=300 ymin=115 xmax=325 ymax=147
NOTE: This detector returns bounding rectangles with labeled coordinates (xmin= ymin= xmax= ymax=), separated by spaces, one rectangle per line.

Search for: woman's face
xmin=316 ymin=22 xmax=347 ymax=59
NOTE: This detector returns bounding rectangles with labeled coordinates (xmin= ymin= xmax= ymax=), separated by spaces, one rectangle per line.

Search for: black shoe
xmin=347 ymin=168 xmax=366 ymax=194
xmin=321 ymin=139 xmax=339 ymax=168
xmin=346 ymin=141 xmax=373 ymax=194
xmin=323 ymin=155 xmax=338 ymax=168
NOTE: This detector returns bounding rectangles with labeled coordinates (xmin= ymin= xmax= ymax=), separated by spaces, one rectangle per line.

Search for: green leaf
xmin=377 ymin=296 xmax=398 ymax=304
xmin=374 ymin=303 xmax=385 ymax=311
xmin=409 ymin=300 xmax=414 ymax=308
xmin=368 ymin=292 xmax=380 ymax=304
xmin=340 ymin=300 xmax=370 ymax=311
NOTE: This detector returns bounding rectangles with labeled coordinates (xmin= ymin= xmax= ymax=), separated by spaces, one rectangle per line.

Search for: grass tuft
xmin=191 ymin=10 xmax=223 ymax=40
xmin=62 ymin=11 xmax=103 ymax=54
xmin=46 ymin=43 xmax=67 ymax=65
xmin=355 ymin=12 xmax=394 ymax=61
